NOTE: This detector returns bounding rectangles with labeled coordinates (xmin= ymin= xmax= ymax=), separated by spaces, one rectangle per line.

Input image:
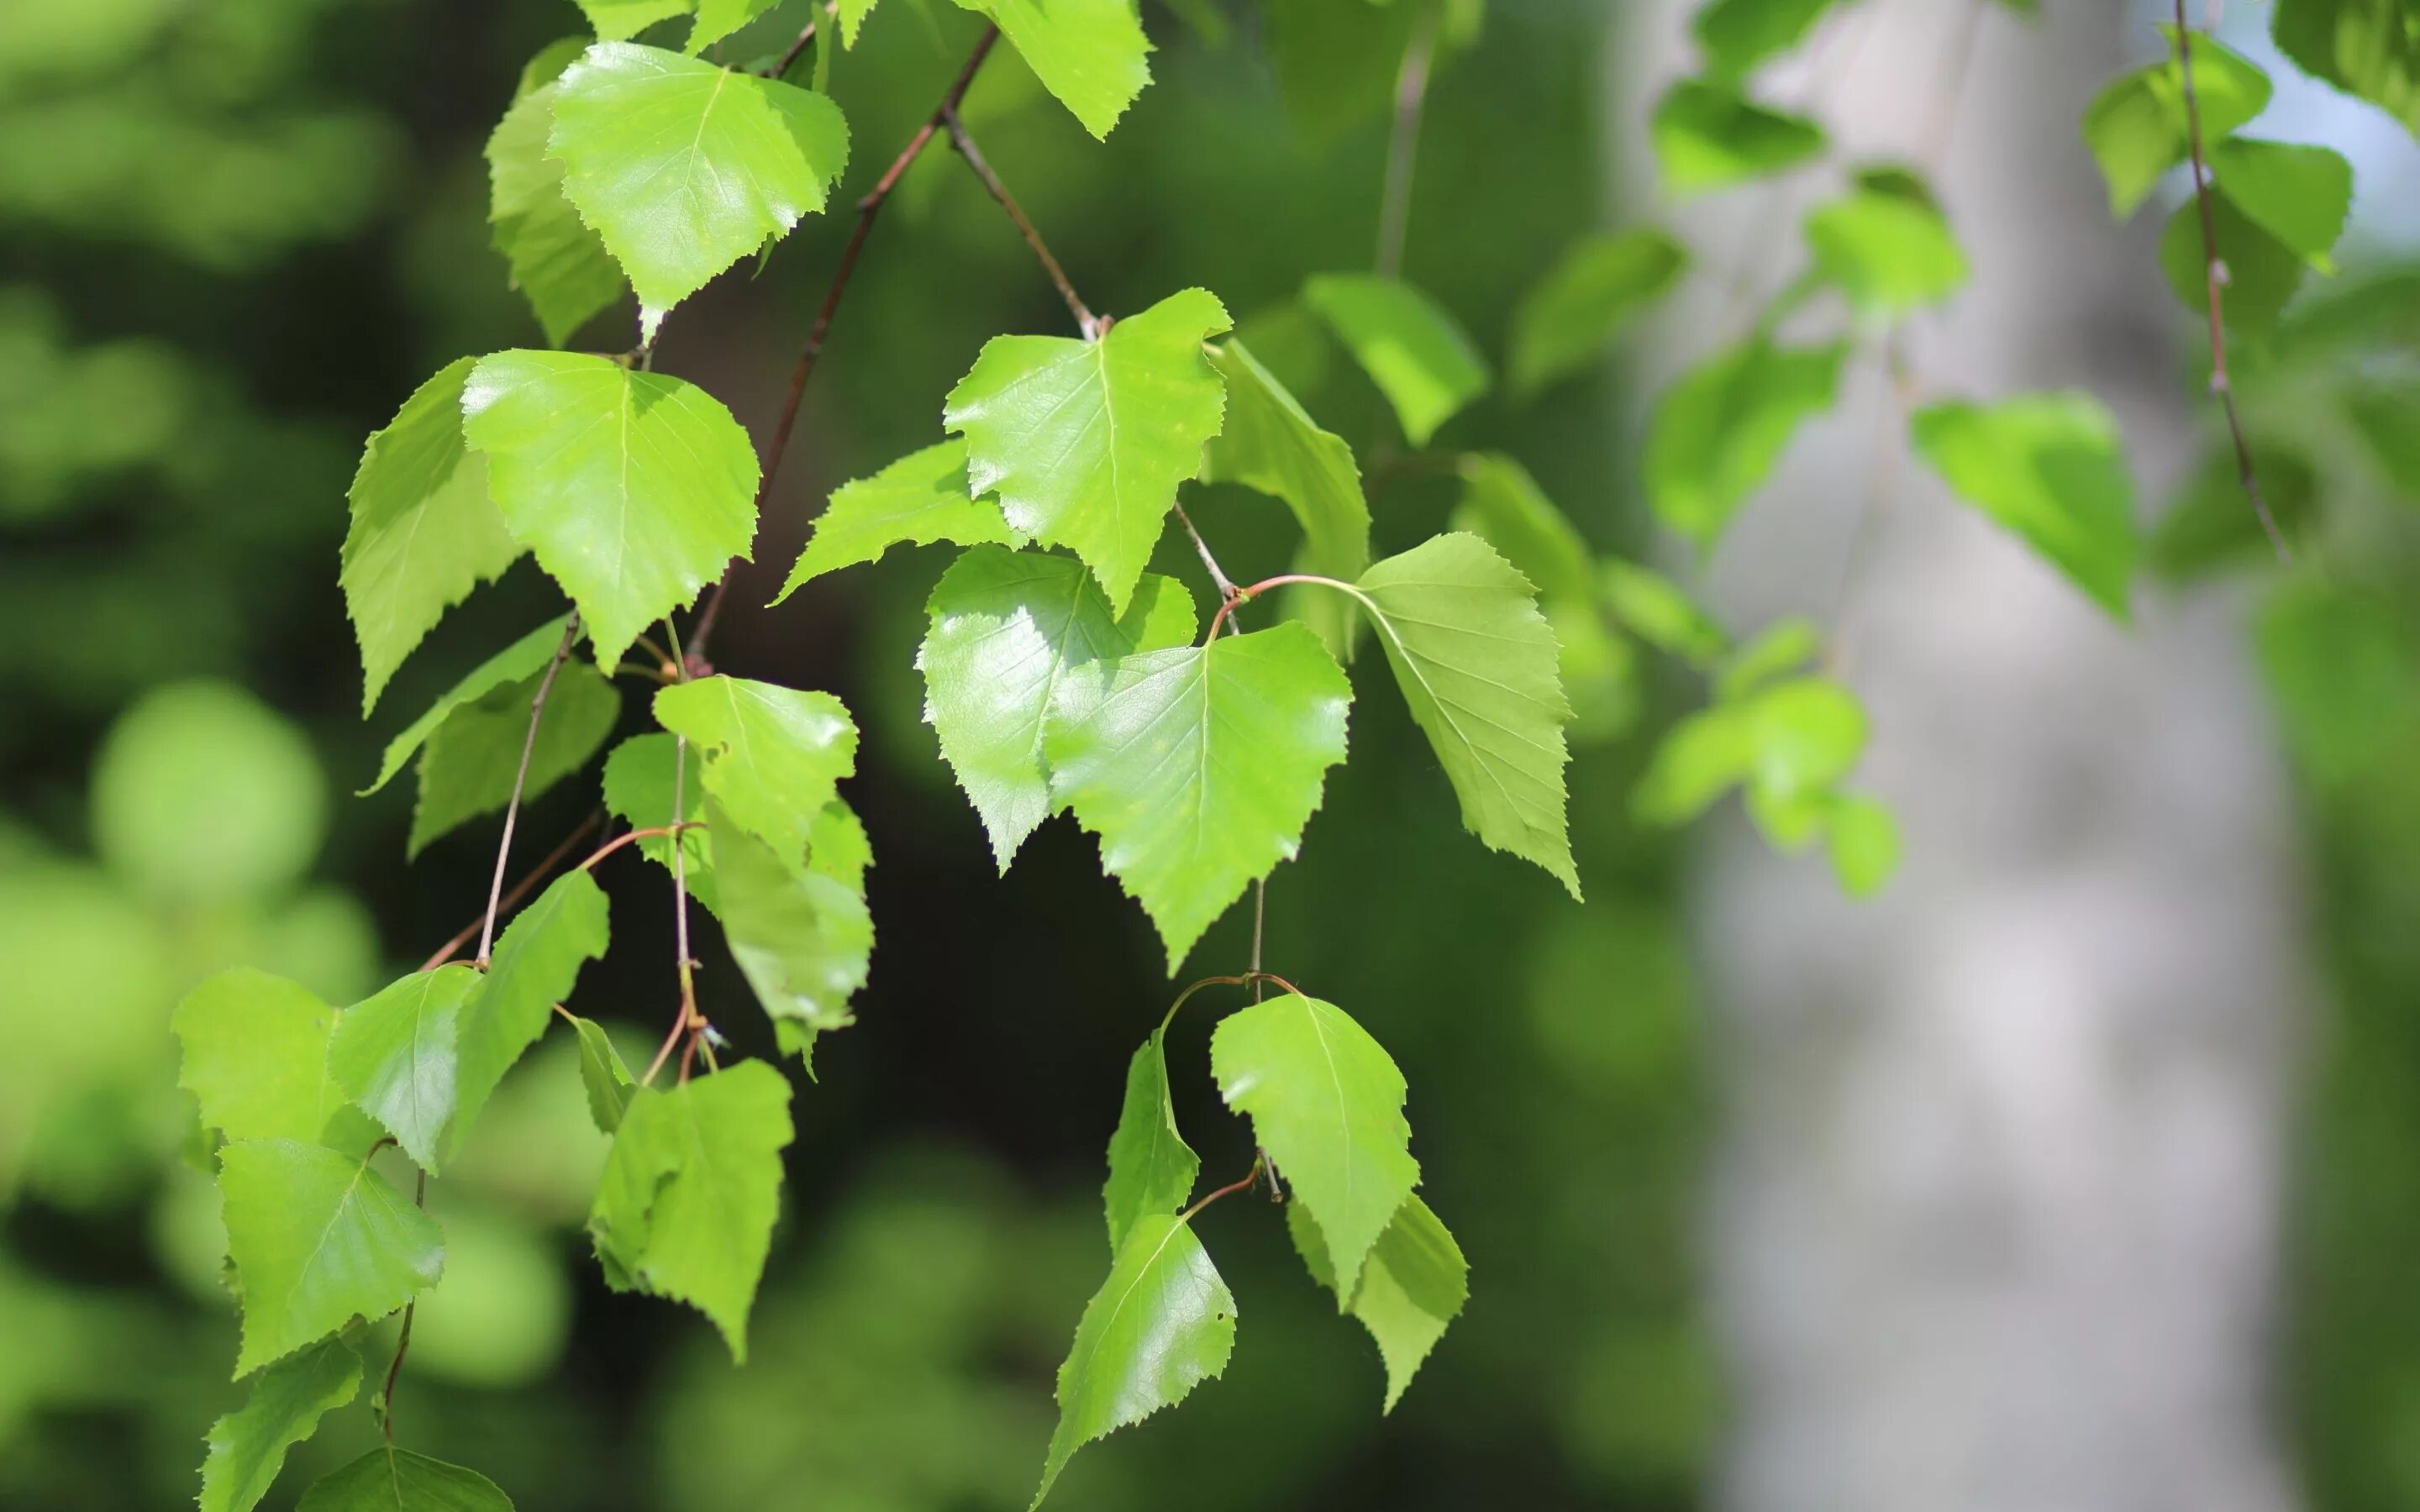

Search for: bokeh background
xmin=4 ymin=0 xmax=2418 ymax=1507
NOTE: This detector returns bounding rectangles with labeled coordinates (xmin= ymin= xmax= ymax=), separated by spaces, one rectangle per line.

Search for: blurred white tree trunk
xmin=1615 ymin=3 xmax=2305 ymax=1509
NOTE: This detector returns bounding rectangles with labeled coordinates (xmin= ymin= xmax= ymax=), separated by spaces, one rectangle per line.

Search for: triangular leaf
xmin=954 ymin=0 xmax=1153 ymax=139
xmin=653 ymin=676 xmax=858 ymax=869
xmin=175 ymin=969 xmax=361 ymax=1149
xmin=1046 ymin=622 xmax=1353 ymax=971
xmin=408 ymin=658 xmax=622 ymax=859
xmin=2081 ymin=29 xmax=2272 ymax=218
xmin=714 ymin=797 xmax=874 ymax=1059
xmin=1909 ymin=393 xmax=2139 ymax=619
xmin=569 ymin=1015 xmax=638 ymax=1133
xmin=487 ymin=45 xmax=625 ymax=347
xmin=1649 ymin=78 xmax=1825 ymax=196
xmin=1508 ymin=228 xmax=1689 ymax=398
xmin=293 ymin=1446 xmax=513 ymax=1510
xmin=2207 ymin=137 xmax=2354 ymax=268
xmin=770 ymin=438 xmax=1020 ymax=602
xmin=1804 ymin=177 xmax=1968 ymax=317
xmin=2158 ymin=187 xmax=2311 ymax=337
xmin=1644 ymin=338 xmax=1845 ymax=549
xmin=2273 ymin=0 xmax=2420 ymax=139
xmin=220 ymin=1140 xmax=445 ymax=1378
xmin=1102 ymin=1027 xmax=1198 ymax=1254
xmin=688 ymin=0 xmax=781 ymax=53
xmin=1300 ymin=274 xmax=1490 ymax=448
xmin=198 ymin=1337 xmax=361 ymax=1512
xmin=326 ymin=966 xmax=481 ymax=1172
xmin=944 ymin=287 xmax=1233 ymax=614
xmin=448 ymin=869 xmax=609 ymax=1162
xmin=1692 ymin=0 xmax=1838 ymax=81
xmin=1286 ymin=1194 xmax=1466 ymax=1413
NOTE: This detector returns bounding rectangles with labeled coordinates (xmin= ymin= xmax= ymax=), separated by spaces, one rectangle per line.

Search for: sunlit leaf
xmin=1649 ymin=78 xmax=1824 ymax=196
xmin=714 ymin=797 xmax=873 ymax=1060
xmin=1804 ymin=176 xmax=1967 ymax=316
xmin=2080 ymin=29 xmax=2270 ymax=218
xmin=770 ymin=438 xmax=1018 ymax=601
xmin=952 ymin=0 xmax=1153 ymax=139
xmin=655 ymin=676 xmax=858 ymax=869
xmin=197 ymin=1338 xmax=361 ymax=1512
xmin=487 ymin=45 xmax=624 ymax=347
xmin=327 ymin=965 xmax=480 ymax=1171
xmin=176 ymin=969 xmax=360 ymax=1150
xmin=1286 ymin=1194 xmax=1465 ymax=1412
xmin=449 ymin=869 xmax=609 ymax=1161
xmin=1102 ymin=1026 xmax=1197 ymax=1254
xmin=221 ymin=1140 xmax=445 ymax=1378
xmin=1301 ymin=274 xmax=1489 ymax=447
xmin=1200 ymin=337 xmax=1372 ymax=648
xmin=2273 ymin=0 xmax=2420 ymax=139
xmin=1909 ymin=393 xmax=2139 ymax=618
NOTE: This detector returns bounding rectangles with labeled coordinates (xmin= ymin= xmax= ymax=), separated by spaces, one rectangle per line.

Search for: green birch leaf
xmin=919 ymin=549 xmax=1197 ymax=869
xmin=1508 ymin=228 xmax=1689 ymax=398
xmin=602 ymin=732 xmax=717 ymax=913
xmin=1744 ymin=677 xmax=1867 ymax=804
xmin=408 ymin=658 xmax=621 ymax=859
xmin=198 ymin=1338 xmax=361 ymax=1512
xmin=688 ymin=0 xmax=781 ymax=53
xmin=714 ymin=797 xmax=874 ymax=1058
xmin=341 ymin=359 xmax=522 ymax=716
xmin=1635 ymin=675 xmax=1867 ymax=825
xmin=1645 ymin=339 xmax=1846 ymax=549
xmin=1909 ymin=393 xmax=2139 ymax=619
xmin=1201 ymin=336 xmax=1372 ymax=601
xmin=2157 ymin=186 xmax=2307 ymax=337
xmin=487 ymin=47 xmax=625 ymax=348
xmin=1286 ymin=1194 xmax=1466 ymax=1413
xmin=327 ymin=965 xmax=480 ymax=1172
xmin=294 ymin=1446 xmax=513 ymax=1511
xmin=176 ymin=969 xmax=358 ymax=1148
xmin=2274 ymin=0 xmax=2420 ymax=137
xmin=220 ymin=1140 xmax=445 ymax=1378
xmin=360 ymin=617 xmax=572 ymax=797
xmin=1827 ymin=791 xmax=1901 ymax=898
xmin=1210 ymin=991 xmax=1417 ymax=1293
xmin=1632 ymin=703 xmax=1756 ymax=826
xmin=587 ymin=1059 xmax=793 ymax=1360
xmin=1032 ymin=1213 xmax=1235 ymax=1509
xmin=570 ymin=1015 xmax=637 ymax=1133
xmin=1102 ymin=1027 xmax=1198 ymax=1254
xmin=547 ymin=43 xmax=850 ymax=334
xmin=1045 ymin=622 xmax=1353 ymax=971
xmin=944 ymin=287 xmax=1233 ymax=614
xmin=1805 ymin=180 xmax=1968 ymax=316
xmin=806 ymin=796 xmax=873 ymax=895
xmin=836 ymin=0 xmax=881 ymax=46
xmin=770 ymin=438 xmax=1020 ymax=602
xmin=462 ymin=350 xmax=759 ymax=671
xmin=1601 ymin=560 xmax=1729 ymax=666
xmin=1649 ymin=78 xmax=1825 ymax=196
xmin=2080 ymin=29 xmax=2271 ymax=218
xmin=954 ymin=0 xmax=1153 ymax=139
xmin=2208 ymin=137 xmax=2354 ymax=268
xmin=1449 ymin=453 xmax=1594 ymax=606
xmin=654 ymin=676 xmax=859 ymax=869
xmin=1300 ymin=274 xmax=1489 ymax=448
xmin=1347 ymin=533 xmax=1580 ymax=897
xmin=573 ymin=0 xmax=690 ymax=42
xmin=1692 ymin=0 xmax=1838 ymax=80
xmin=1717 ymin=615 xmax=1821 ymax=700
xmin=448 ymin=869 xmax=609 ymax=1162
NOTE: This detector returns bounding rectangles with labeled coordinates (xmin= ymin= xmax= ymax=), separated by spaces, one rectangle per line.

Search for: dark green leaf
xmin=2256 ymin=577 xmax=2418 ymax=786
xmin=360 ymin=617 xmax=573 ymax=797
xmin=1692 ymin=0 xmax=1837 ymax=81
xmin=602 ymin=732 xmax=717 ymax=912
xmin=2273 ymin=0 xmax=2420 ymax=139
xmin=294 ymin=1446 xmax=513 ymax=1510
xmin=408 ymin=657 xmax=621 ymax=859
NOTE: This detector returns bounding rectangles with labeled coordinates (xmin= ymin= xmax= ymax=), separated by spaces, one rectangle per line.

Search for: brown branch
xmin=475 ymin=619 xmax=578 ymax=966
xmin=2173 ymin=1 xmax=2291 ymax=564
xmin=378 ymin=1168 xmax=428 ymax=1444
xmin=1170 ymin=500 xmax=1239 ymax=603
xmin=1180 ymin=1158 xmax=1266 ymax=1224
xmin=1375 ymin=0 xmax=1441 ymax=279
xmin=940 ymin=104 xmax=1098 ymax=337
xmin=687 ymin=24 xmax=1004 ymax=660
xmin=418 ymin=811 xmax=601 ymax=973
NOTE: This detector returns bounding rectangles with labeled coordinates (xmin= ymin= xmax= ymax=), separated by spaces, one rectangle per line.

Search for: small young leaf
xmin=1909 ymin=393 xmax=2139 ymax=619
xmin=220 ymin=1140 xmax=445 ymax=1378
xmin=1349 ymin=533 xmax=1580 ymax=896
xmin=197 ymin=1337 xmax=361 ymax=1512
xmin=1601 ymin=560 xmax=1729 ymax=666
xmin=462 ymin=351 xmax=758 ymax=672
xmin=954 ymin=0 xmax=1153 ymax=139
xmin=1102 ymin=1027 xmax=1198 ymax=1254
xmin=1649 ymin=78 xmax=1825 ymax=196
xmin=714 ymin=798 xmax=874 ymax=1059
xmin=1633 ymin=675 xmax=1866 ymax=826
xmin=587 ymin=1059 xmax=794 ymax=1360
xmin=1692 ymin=0 xmax=1838 ymax=81
xmin=449 ymin=869 xmax=609 ymax=1161
xmin=1032 ymin=1214 xmax=1235 ymax=1509
xmin=1645 ymin=339 xmax=1846 ymax=549
xmin=1746 ymin=677 xmax=1868 ymax=804
xmin=487 ymin=45 xmax=625 ymax=347
xmin=919 ymin=549 xmax=1197 ymax=869
xmin=569 ymin=1015 xmax=637 ymax=1133
xmin=341 ymin=359 xmax=523 ymax=715
xmin=1826 ymin=791 xmax=1901 ymax=898
xmin=2080 ymin=29 xmax=2271 ymax=218
xmin=293 ymin=1446 xmax=513 ymax=1511
xmin=1046 ymin=622 xmax=1353 ymax=971
xmin=1300 ymin=274 xmax=1490 ymax=447
xmin=2209 ymin=138 xmax=2354 ymax=269
xmin=770 ymin=438 xmax=1019 ymax=602
xmin=602 ymin=732 xmax=717 ymax=911
xmin=1716 ymin=615 xmax=1821 ymax=701
xmin=1632 ymin=704 xmax=1756 ymax=826
xmin=1449 ymin=453 xmax=1595 ymax=606
xmin=1286 ymin=1194 xmax=1466 ymax=1413
xmin=408 ymin=659 xmax=622 ymax=859
xmin=176 ymin=969 xmax=359 ymax=1148
xmin=360 ymin=617 xmax=574 ymax=797
xmin=1200 ymin=337 xmax=1372 ymax=602
xmin=654 ymin=676 xmax=858 ymax=871
xmin=1804 ymin=179 xmax=1968 ymax=316
xmin=548 ymin=43 xmax=850 ymax=333
xmin=326 ymin=965 xmax=480 ymax=1172
xmin=2273 ymin=0 xmax=2420 ymax=139
xmin=944 ymin=287 xmax=1233 ymax=614
xmin=1508 ymin=229 xmax=1689 ymax=398
xmin=1211 ymin=992 xmax=1418 ymax=1293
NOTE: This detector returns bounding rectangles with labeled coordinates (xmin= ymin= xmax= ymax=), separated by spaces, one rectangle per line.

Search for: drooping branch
xmin=419 ymin=810 xmax=601 ymax=973
xmin=941 ymin=104 xmax=1099 ymax=337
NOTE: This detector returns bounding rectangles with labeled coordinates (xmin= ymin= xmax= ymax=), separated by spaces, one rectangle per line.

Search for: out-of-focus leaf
xmin=1508 ymin=230 xmax=1689 ymax=398
xmin=1909 ymin=393 xmax=2139 ymax=619
xmin=1301 ymin=274 xmax=1491 ymax=448
xmin=1645 ymin=339 xmax=1846 ymax=549
xmin=95 ymin=681 xmax=324 ymax=904
xmin=1649 ymin=79 xmax=1824 ymax=197
xmin=2273 ymin=0 xmax=2420 ymax=139
xmin=2080 ymin=28 xmax=2271 ymax=218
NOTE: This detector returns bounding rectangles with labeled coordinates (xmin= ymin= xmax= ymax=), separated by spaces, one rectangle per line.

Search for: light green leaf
xmin=2080 ymin=29 xmax=2271 ymax=218
xmin=836 ymin=0 xmax=880 ymax=46
xmin=1717 ymin=615 xmax=1820 ymax=700
xmin=1300 ymin=274 xmax=1489 ymax=448
xmin=1827 ymin=791 xmax=1900 ymax=898
xmin=1634 ymin=675 xmax=1866 ymax=826
xmin=1909 ymin=394 xmax=2139 ymax=619
xmin=714 ymin=798 xmax=874 ymax=1058
xmin=654 ymin=677 xmax=858 ymax=869
xmin=2274 ymin=0 xmax=2420 ymax=138
xmin=1744 ymin=677 xmax=1867 ymax=803
xmin=1210 ymin=991 xmax=1417 ymax=1291
xmin=805 ymin=796 xmax=873 ymax=895
xmin=1347 ymin=533 xmax=1579 ymax=896
xmin=1102 ymin=1028 xmax=1198 ymax=1255
xmin=2256 ymin=575 xmax=2418 ymax=786
xmin=944 ymin=287 xmax=1232 ymax=614
xmin=221 ymin=1139 xmax=445 ymax=1378
xmin=327 ymin=965 xmax=480 ymax=1172
xmin=954 ymin=0 xmax=1153 ymax=139
xmin=294 ymin=1446 xmax=513 ymax=1511
xmin=1449 ymin=453 xmax=1594 ymax=606
xmin=449 ymin=869 xmax=609 ymax=1161
xmin=548 ymin=43 xmax=850 ymax=333
xmin=1645 ymin=339 xmax=1846 ymax=549
xmin=570 ymin=1016 xmax=637 ymax=1133
xmin=408 ymin=658 xmax=622 ymax=859
xmin=340 ymin=359 xmax=522 ymax=715
xmin=1032 ymin=1213 xmax=1235 ymax=1509
xmin=93 ymin=682 xmax=327 ymax=907
xmin=1508 ymin=229 xmax=1689 ymax=398
xmin=1200 ymin=336 xmax=1372 ymax=641
xmin=487 ymin=47 xmax=625 ymax=347
xmin=770 ymin=438 xmax=1019 ymax=602
xmin=587 ymin=1059 xmax=793 ymax=1360
xmin=1805 ymin=179 xmax=1968 ymax=316
xmin=1046 ymin=622 xmax=1353 ymax=971
xmin=1649 ymin=78 xmax=1825 ymax=196
xmin=361 ymin=617 xmax=573 ymax=797
xmin=688 ymin=0 xmax=781 ymax=53
xmin=2209 ymin=137 xmax=2353 ymax=268
xmin=462 ymin=350 xmax=758 ymax=671
xmin=198 ymin=1337 xmax=361 ymax=1512
xmin=175 ymin=969 xmax=357 ymax=1148
xmin=2158 ymin=186 xmax=2308 ymax=338
xmin=1692 ymin=0 xmax=1838 ymax=80
xmin=1286 ymin=1194 xmax=1465 ymax=1413
xmin=919 ymin=548 xmax=1197 ymax=869
xmin=1601 ymin=560 xmax=1728 ymax=666
xmin=602 ymin=732 xmax=716 ymax=912
xmin=1632 ymin=704 xmax=1756 ymax=826
xmin=573 ymin=0 xmax=690 ymax=42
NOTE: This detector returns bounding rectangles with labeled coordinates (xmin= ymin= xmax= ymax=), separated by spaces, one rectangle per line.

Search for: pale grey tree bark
xmin=1613 ymin=3 xmax=2306 ymax=1509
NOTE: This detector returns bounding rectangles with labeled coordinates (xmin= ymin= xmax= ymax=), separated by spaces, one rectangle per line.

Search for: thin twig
xmin=1250 ymin=879 xmax=1266 ymax=1004
xmin=1181 ymin=1158 xmax=1266 ymax=1224
xmin=378 ymin=1168 xmax=428 ymax=1444
xmin=688 ymin=25 xmax=1004 ymax=660
xmin=644 ymin=732 xmax=703 ymax=1087
xmin=419 ymin=811 xmax=601 ymax=973
xmin=940 ymin=105 xmax=1098 ymax=336
xmin=2173 ymin=0 xmax=2291 ymax=563
xmin=576 ymin=822 xmax=705 ymax=874
xmin=1375 ymin=0 xmax=1442 ymax=279
xmin=765 ymin=1 xmax=839 ymax=80
xmin=1170 ymin=500 xmax=1239 ymax=602
xmin=476 ymin=619 xmax=578 ymax=966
